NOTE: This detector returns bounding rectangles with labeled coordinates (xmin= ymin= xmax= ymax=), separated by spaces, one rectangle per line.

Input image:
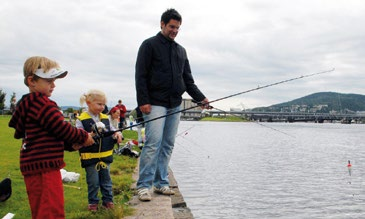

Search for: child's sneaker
xmin=88 ymin=204 xmax=98 ymax=212
xmin=102 ymin=202 xmax=114 ymax=209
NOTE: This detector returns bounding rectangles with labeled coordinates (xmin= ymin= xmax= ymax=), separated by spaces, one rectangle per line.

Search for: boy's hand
xmin=83 ymin=133 xmax=95 ymax=146
xmin=72 ymin=144 xmax=83 ymax=150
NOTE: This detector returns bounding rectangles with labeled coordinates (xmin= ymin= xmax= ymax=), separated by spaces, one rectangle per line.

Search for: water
xmin=170 ymin=121 xmax=365 ymax=219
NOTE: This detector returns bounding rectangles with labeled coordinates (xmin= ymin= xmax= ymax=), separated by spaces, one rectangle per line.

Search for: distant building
xmin=181 ymin=99 xmax=202 ymax=119
xmin=356 ymin=111 xmax=365 ymax=116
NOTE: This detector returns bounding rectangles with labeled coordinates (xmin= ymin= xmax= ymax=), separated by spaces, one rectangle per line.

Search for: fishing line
xmin=203 ymin=107 xmax=296 ymax=170
xmin=254 ymin=121 xmax=296 ymax=138
xmin=63 ymin=184 xmax=81 ymax=190
xmin=176 ymin=125 xmax=196 ymax=138
xmin=346 ymin=160 xmax=365 ymax=200
xmin=348 ymin=160 xmax=352 ymax=179
xmin=211 ymin=106 xmax=296 ymax=138
xmin=174 ymin=141 xmax=198 ymax=157
xmin=94 ymin=68 xmax=335 ymax=138
xmin=175 ymin=126 xmax=212 ymax=158
xmin=348 ymin=162 xmax=358 ymax=198
xmin=346 ymin=160 xmax=362 ymax=198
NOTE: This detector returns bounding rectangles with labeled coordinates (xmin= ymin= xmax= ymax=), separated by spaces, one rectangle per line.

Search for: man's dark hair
xmin=161 ymin=8 xmax=182 ymax=24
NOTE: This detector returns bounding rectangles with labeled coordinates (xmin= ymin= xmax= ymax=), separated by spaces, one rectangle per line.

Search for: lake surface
xmin=170 ymin=121 xmax=365 ymax=219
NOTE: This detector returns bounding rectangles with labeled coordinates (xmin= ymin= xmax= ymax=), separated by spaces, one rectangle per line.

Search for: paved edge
xmin=124 ymin=161 xmax=193 ymax=219
xmin=168 ymin=168 xmax=194 ymax=219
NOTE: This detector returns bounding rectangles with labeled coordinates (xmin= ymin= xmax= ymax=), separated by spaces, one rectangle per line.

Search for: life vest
xmin=78 ymin=112 xmax=115 ymax=168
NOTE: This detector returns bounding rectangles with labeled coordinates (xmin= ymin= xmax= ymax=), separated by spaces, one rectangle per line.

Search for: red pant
xmin=24 ymin=170 xmax=65 ymax=219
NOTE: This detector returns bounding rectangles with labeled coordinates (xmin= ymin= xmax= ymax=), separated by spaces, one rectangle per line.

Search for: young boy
xmin=8 ymin=56 xmax=95 ymax=219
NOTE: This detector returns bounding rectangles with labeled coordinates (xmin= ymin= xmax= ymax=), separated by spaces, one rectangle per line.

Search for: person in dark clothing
xmin=102 ymin=105 xmax=109 ymax=114
xmin=135 ymin=8 xmax=210 ymax=201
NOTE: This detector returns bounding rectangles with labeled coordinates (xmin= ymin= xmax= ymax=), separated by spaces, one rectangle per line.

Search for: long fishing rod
xmin=208 ymin=68 xmax=335 ymax=105
xmin=93 ymin=68 xmax=335 ymax=139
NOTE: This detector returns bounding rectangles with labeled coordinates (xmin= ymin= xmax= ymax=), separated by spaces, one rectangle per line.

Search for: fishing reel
xmin=192 ymin=100 xmax=213 ymax=110
xmin=90 ymin=123 xmax=103 ymax=143
xmin=90 ymin=122 xmax=114 ymax=142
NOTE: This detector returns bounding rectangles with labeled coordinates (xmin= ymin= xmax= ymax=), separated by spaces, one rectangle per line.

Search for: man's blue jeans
xmin=137 ymin=105 xmax=181 ymax=189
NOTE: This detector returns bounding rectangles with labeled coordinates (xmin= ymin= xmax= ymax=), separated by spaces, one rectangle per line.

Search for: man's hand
xmin=140 ymin=104 xmax=151 ymax=114
xmin=199 ymin=98 xmax=212 ymax=109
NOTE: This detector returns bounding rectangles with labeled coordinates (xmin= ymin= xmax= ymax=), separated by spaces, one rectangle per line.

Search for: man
xmin=135 ymin=8 xmax=209 ymax=201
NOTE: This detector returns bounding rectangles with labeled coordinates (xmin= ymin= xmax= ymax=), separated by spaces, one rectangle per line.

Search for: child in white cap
xmin=8 ymin=56 xmax=95 ymax=219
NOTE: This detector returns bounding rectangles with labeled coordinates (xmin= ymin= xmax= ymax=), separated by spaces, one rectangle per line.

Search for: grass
xmin=0 ymin=115 xmax=139 ymax=219
xmin=201 ymin=115 xmax=248 ymax=122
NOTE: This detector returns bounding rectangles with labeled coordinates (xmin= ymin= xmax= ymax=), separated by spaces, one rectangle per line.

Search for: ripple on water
xmin=170 ymin=122 xmax=365 ymax=219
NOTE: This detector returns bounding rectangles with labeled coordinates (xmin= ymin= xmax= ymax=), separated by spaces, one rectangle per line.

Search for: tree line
xmin=0 ymin=89 xmax=16 ymax=114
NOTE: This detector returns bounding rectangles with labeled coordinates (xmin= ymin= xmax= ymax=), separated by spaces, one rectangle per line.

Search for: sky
xmin=1 ymin=0 xmax=365 ymax=111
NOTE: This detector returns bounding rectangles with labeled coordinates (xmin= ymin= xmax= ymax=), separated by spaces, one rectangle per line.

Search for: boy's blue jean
xmin=137 ymin=105 xmax=181 ymax=189
xmin=85 ymin=163 xmax=113 ymax=204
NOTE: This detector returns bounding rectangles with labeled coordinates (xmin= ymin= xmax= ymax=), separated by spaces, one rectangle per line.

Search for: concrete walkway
xmin=125 ymin=191 xmax=175 ymax=219
xmin=124 ymin=163 xmax=193 ymax=219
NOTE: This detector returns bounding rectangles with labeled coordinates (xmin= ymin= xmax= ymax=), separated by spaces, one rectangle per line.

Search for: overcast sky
xmin=1 ymin=0 xmax=365 ymax=111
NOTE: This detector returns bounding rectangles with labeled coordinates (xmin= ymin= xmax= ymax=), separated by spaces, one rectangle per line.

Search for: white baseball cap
xmin=34 ymin=68 xmax=68 ymax=79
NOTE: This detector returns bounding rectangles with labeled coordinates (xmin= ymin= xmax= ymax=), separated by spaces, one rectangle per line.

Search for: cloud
xmin=1 ymin=0 xmax=365 ymax=111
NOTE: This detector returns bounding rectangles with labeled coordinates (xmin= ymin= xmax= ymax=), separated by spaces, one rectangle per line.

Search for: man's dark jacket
xmin=135 ymin=32 xmax=206 ymax=108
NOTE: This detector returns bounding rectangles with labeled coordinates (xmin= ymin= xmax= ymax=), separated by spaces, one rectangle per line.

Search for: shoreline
xmin=125 ymin=164 xmax=193 ymax=219
xmin=169 ymin=168 xmax=194 ymax=218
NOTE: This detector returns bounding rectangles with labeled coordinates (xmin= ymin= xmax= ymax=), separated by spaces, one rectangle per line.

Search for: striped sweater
xmin=8 ymin=92 xmax=89 ymax=176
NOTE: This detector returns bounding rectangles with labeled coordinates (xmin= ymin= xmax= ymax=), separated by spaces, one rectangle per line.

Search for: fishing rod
xmin=207 ymin=68 xmax=335 ymax=105
xmin=92 ymin=68 xmax=335 ymax=139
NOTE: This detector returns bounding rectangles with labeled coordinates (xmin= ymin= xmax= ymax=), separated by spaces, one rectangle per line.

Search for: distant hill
xmin=251 ymin=92 xmax=365 ymax=113
xmin=60 ymin=106 xmax=80 ymax=111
